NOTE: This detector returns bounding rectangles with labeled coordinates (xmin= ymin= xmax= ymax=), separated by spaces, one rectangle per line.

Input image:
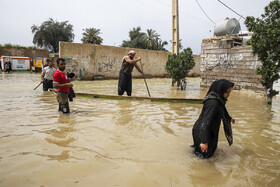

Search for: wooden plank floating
xmin=76 ymin=93 xmax=203 ymax=104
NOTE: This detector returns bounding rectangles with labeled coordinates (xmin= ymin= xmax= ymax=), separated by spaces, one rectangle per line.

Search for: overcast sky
xmin=0 ymin=0 xmax=271 ymax=54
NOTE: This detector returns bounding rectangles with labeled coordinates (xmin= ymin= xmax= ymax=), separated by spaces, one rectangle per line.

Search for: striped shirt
xmin=42 ymin=66 xmax=56 ymax=80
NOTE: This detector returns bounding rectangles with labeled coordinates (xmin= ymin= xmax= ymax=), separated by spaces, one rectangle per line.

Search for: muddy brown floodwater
xmin=0 ymin=72 xmax=279 ymax=186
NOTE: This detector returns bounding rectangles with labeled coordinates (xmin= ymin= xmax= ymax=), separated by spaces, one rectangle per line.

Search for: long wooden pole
xmin=76 ymin=93 xmax=203 ymax=104
xmin=34 ymin=82 xmax=42 ymax=90
xmin=139 ymin=61 xmax=151 ymax=97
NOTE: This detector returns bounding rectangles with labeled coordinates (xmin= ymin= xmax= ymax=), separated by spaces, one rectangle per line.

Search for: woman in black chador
xmin=192 ymin=79 xmax=235 ymax=158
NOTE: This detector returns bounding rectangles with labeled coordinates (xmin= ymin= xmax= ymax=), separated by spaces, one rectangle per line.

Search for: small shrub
xmin=165 ymin=48 xmax=195 ymax=89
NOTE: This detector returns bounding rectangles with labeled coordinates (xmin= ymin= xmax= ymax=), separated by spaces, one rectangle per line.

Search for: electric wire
xmin=195 ymin=0 xmax=216 ymax=25
xmin=217 ymin=0 xmax=245 ymax=19
xmin=155 ymin=0 xmax=212 ymax=26
xmin=134 ymin=0 xmax=171 ymax=16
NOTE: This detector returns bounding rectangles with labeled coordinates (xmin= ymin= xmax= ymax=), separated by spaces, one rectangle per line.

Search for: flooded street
xmin=0 ymin=72 xmax=279 ymax=186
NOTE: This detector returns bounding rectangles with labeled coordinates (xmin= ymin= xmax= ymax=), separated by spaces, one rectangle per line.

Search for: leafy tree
xmin=81 ymin=28 xmax=103 ymax=44
xmin=121 ymin=27 xmax=168 ymax=51
xmin=31 ymin=18 xmax=74 ymax=53
xmin=129 ymin=27 xmax=146 ymax=41
xmin=165 ymin=48 xmax=195 ymax=89
xmin=0 ymin=43 xmax=37 ymax=49
xmin=122 ymin=27 xmax=147 ymax=49
xmin=245 ymin=0 xmax=280 ymax=104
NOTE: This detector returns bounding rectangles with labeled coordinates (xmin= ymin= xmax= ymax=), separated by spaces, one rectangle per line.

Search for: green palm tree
xmin=81 ymin=28 xmax=103 ymax=44
xmin=146 ymin=29 xmax=160 ymax=50
xmin=31 ymin=18 xmax=74 ymax=53
xmin=157 ymin=39 xmax=168 ymax=51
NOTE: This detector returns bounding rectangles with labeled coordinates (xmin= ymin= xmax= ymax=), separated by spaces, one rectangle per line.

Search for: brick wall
xmin=200 ymin=38 xmax=265 ymax=93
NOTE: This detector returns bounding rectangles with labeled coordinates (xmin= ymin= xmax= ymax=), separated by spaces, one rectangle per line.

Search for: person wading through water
xmin=41 ymin=59 xmax=56 ymax=91
xmin=53 ymin=58 xmax=73 ymax=114
xmin=43 ymin=59 xmax=50 ymax=68
xmin=118 ymin=50 xmax=144 ymax=96
xmin=192 ymin=79 xmax=235 ymax=158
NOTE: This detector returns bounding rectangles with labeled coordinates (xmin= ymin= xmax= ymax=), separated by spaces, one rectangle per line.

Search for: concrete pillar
xmin=172 ymin=0 xmax=179 ymax=55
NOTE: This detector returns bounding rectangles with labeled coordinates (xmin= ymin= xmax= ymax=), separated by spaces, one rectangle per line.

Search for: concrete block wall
xmin=200 ymin=38 xmax=265 ymax=93
xmin=0 ymin=47 xmax=49 ymax=58
xmin=189 ymin=55 xmax=201 ymax=76
xmin=59 ymin=42 xmax=201 ymax=80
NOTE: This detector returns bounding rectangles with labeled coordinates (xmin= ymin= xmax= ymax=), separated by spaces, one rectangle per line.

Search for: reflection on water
xmin=0 ymin=72 xmax=279 ymax=186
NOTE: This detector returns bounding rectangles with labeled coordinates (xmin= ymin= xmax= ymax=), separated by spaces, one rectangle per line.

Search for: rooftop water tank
xmin=214 ymin=18 xmax=241 ymax=36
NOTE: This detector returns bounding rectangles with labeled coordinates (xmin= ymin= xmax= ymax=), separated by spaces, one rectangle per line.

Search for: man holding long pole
xmin=118 ymin=50 xmax=144 ymax=96
xmin=41 ymin=59 xmax=56 ymax=91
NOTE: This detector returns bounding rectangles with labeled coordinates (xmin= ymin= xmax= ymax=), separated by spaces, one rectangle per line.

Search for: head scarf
xmin=203 ymin=79 xmax=235 ymax=146
xmin=128 ymin=50 xmax=136 ymax=55
xmin=206 ymin=79 xmax=234 ymax=101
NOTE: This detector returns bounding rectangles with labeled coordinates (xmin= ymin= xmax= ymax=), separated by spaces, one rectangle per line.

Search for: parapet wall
xmin=0 ymin=47 xmax=49 ymax=58
xmin=59 ymin=42 xmax=200 ymax=80
xmin=200 ymin=38 xmax=265 ymax=93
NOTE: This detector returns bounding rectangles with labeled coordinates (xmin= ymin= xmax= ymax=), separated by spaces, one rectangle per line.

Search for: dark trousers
xmin=118 ymin=71 xmax=132 ymax=96
xmin=43 ymin=79 xmax=53 ymax=91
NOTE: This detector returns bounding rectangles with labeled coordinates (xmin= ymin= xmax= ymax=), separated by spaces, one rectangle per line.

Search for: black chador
xmin=192 ymin=79 xmax=234 ymax=158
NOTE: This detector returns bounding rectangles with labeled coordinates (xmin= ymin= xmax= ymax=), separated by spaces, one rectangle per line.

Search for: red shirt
xmin=53 ymin=70 xmax=69 ymax=93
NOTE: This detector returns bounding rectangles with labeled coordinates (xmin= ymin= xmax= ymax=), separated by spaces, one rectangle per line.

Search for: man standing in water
xmin=118 ymin=50 xmax=143 ymax=96
xmin=41 ymin=59 xmax=56 ymax=91
xmin=4 ymin=61 xmax=12 ymax=73
xmin=53 ymin=58 xmax=73 ymax=114
xmin=43 ymin=58 xmax=50 ymax=68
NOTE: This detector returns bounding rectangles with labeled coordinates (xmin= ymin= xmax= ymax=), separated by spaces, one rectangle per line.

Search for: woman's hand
xmin=200 ymin=143 xmax=208 ymax=153
xmin=231 ymin=118 xmax=235 ymax=124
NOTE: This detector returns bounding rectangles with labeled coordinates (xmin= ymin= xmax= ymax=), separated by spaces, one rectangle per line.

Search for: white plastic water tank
xmin=214 ymin=18 xmax=241 ymax=36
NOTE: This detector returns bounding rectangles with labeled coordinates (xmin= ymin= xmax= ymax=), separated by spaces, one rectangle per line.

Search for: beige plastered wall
xmin=0 ymin=47 xmax=49 ymax=58
xmin=59 ymin=42 xmax=200 ymax=80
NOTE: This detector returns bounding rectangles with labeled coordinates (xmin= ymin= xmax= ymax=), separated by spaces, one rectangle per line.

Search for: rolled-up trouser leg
xmin=57 ymin=92 xmax=70 ymax=113
xmin=61 ymin=102 xmax=70 ymax=113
